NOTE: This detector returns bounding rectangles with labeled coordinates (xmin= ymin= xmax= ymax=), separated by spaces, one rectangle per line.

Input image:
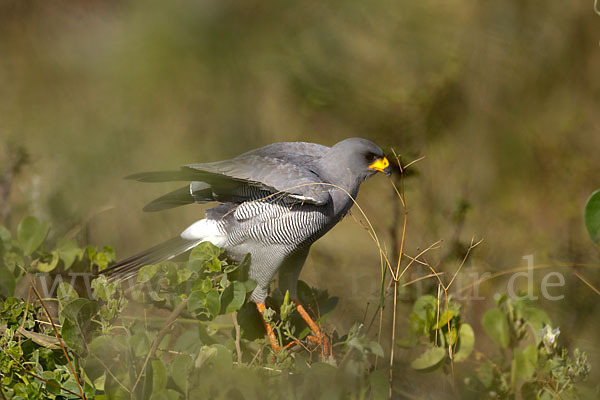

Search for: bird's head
xmin=324 ymin=138 xmax=392 ymax=184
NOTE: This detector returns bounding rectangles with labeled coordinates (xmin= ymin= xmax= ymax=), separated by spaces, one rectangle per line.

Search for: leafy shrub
xmin=0 ymin=216 xmax=595 ymax=399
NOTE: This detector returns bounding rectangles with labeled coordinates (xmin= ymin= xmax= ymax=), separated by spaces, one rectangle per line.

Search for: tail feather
xmin=143 ymin=182 xmax=215 ymax=212
xmin=101 ymin=236 xmax=200 ymax=281
xmin=126 ymin=169 xmax=204 ymax=182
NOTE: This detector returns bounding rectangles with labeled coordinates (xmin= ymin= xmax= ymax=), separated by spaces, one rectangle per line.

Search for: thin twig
xmin=446 ymin=237 xmax=484 ymax=289
xmin=30 ymin=282 xmax=85 ymax=399
xmin=131 ymin=298 xmax=189 ymax=394
xmin=90 ymin=353 xmax=131 ymax=394
xmin=232 ymin=312 xmax=243 ymax=364
xmin=572 ymin=271 xmax=600 ymax=296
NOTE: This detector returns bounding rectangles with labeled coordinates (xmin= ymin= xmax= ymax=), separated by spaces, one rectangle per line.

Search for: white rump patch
xmin=289 ymin=194 xmax=315 ymax=202
xmin=180 ymin=219 xmax=226 ymax=247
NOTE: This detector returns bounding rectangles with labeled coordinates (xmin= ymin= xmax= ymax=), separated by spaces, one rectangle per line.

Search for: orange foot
xmin=255 ymin=301 xmax=332 ymax=358
xmin=293 ymin=300 xmax=331 ymax=358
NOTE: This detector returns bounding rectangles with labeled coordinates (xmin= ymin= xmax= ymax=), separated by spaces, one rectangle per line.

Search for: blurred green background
xmin=2 ymin=0 xmax=599 ymax=393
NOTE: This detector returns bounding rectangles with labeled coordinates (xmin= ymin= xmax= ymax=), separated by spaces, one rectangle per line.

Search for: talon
xmin=293 ymin=300 xmax=332 ymax=357
xmin=256 ymin=302 xmax=281 ymax=353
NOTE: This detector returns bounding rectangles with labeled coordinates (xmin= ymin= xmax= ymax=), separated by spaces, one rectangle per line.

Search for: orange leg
xmin=293 ymin=300 xmax=331 ymax=356
xmin=256 ymin=302 xmax=281 ymax=353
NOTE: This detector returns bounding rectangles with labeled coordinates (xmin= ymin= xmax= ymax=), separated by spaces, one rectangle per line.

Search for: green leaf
xmin=513 ymin=344 xmax=538 ymax=379
xmin=151 ymin=359 xmax=167 ymax=393
xmin=369 ymin=370 xmax=390 ymax=400
xmin=454 ymin=323 xmax=475 ymax=362
xmin=17 ymin=216 xmax=49 ymax=256
xmin=0 ymin=267 xmax=16 ymax=297
xmin=410 ymin=346 xmax=446 ymax=371
xmin=61 ymin=318 xmax=84 ymax=353
xmin=412 ymin=295 xmax=437 ymax=320
xmin=220 ymin=281 xmax=246 ymax=314
xmin=482 ymin=307 xmax=510 ymax=349
xmin=369 ymin=341 xmax=384 ymax=357
xmin=584 ymin=189 xmax=600 ymax=244
xmin=36 ymin=250 xmax=59 ymax=272
xmin=57 ymin=239 xmax=84 ymax=270
xmin=171 ymin=354 xmax=192 ymax=394
xmin=150 ymin=390 xmax=181 ymax=400
xmin=188 ymin=290 xmax=206 ymax=312
xmin=433 ymin=309 xmax=455 ymax=329
xmin=206 ymin=290 xmax=221 ymax=319
xmin=208 ymin=256 xmax=221 ymax=272
xmin=137 ymin=264 xmax=158 ymax=283
xmin=476 ymin=362 xmax=495 ymax=389
xmin=57 ymin=282 xmax=79 ymax=306
xmin=189 ymin=242 xmax=222 ymax=264
xmin=129 ymin=332 xmax=151 ymax=358
xmin=521 ymin=306 xmax=550 ymax=342
xmin=0 ymin=225 xmax=11 ymax=250
xmin=243 ymin=279 xmax=257 ymax=293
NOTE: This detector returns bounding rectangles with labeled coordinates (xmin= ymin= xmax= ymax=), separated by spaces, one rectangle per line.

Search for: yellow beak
xmin=368 ymin=157 xmax=391 ymax=174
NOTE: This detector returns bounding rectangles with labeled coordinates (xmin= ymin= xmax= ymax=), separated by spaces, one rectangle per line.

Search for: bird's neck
xmin=329 ymin=184 xmax=360 ymax=217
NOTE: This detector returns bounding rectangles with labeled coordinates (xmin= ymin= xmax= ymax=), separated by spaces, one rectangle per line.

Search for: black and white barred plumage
xmin=102 ymin=138 xmax=392 ymax=303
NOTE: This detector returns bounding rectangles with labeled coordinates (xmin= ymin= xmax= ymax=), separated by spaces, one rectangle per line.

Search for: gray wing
xmin=128 ymin=142 xmax=332 ymax=210
xmin=185 ymin=142 xmax=331 ymax=205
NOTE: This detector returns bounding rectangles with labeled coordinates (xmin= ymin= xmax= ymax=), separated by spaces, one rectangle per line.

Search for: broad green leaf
xmin=454 ymin=323 xmax=475 ymax=362
xmin=150 ymin=390 xmax=181 ymax=400
xmin=189 ymin=242 xmax=222 ymax=264
xmin=57 ymin=239 xmax=84 ymax=270
xmin=220 ymin=281 xmax=246 ymax=314
xmin=243 ymin=279 xmax=257 ymax=293
xmin=61 ymin=318 xmax=84 ymax=353
xmin=369 ymin=370 xmax=390 ymax=400
xmin=137 ymin=264 xmax=157 ymax=283
xmin=434 ymin=309 xmax=455 ymax=329
xmin=0 ymin=226 xmax=11 ymax=250
xmin=57 ymin=282 xmax=79 ymax=306
xmin=151 ymin=359 xmax=167 ymax=392
xmin=482 ymin=308 xmax=510 ymax=349
xmin=396 ymin=336 xmax=418 ymax=348
xmin=521 ymin=306 xmax=550 ymax=342
xmin=17 ymin=216 xmax=49 ymax=256
xmin=36 ymin=250 xmax=59 ymax=272
xmin=206 ymin=290 xmax=221 ymax=318
xmin=210 ymin=344 xmax=233 ymax=370
xmin=412 ymin=295 xmax=437 ymax=320
xmin=208 ymin=256 xmax=221 ymax=272
xmin=369 ymin=341 xmax=384 ymax=357
xmin=513 ymin=344 xmax=538 ymax=379
xmin=477 ymin=362 xmax=495 ymax=389
xmin=188 ymin=290 xmax=206 ymax=312
xmin=171 ymin=354 xmax=192 ymax=394
xmin=0 ymin=267 xmax=16 ymax=297
xmin=177 ymin=268 xmax=192 ymax=284
xmin=584 ymin=190 xmax=600 ymax=244
xmin=410 ymin=346 xmax=446 ymax=370
xmin=129 ymin=332 xmax=151 ymax=358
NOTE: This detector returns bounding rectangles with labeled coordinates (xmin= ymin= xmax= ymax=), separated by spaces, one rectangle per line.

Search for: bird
xmin=102 ymin=137 xmax=392 ymax=355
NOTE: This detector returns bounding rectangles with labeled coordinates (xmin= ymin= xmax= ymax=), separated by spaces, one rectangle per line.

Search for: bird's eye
xmin=365 ymin=153 xmax=378 ymax=162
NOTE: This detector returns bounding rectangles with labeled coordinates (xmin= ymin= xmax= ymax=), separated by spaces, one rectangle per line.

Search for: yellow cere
xmin=368 ymin=157 xmax=390 ymax=173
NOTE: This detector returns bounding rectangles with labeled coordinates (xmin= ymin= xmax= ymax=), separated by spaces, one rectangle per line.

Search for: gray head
xmin=318 ymin=138 xmax=392 ymax=189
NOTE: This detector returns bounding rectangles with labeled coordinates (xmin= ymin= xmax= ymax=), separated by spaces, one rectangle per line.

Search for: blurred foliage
xmin=1 ymin=0 xmax=600 ymax=397
xmin=1 ymin=217 xmax=596 ymax=399
xmin=0 ymin=218 xmax=389 ymax=399
xmin=466 ymin=294 xmax=591 ymax=399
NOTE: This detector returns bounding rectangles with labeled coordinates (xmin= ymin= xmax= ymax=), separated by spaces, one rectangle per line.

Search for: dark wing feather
xmin=186 ymin=142 xmax=331 ymax=204
xmin=129 ymin=141 xmax=332 ymax=210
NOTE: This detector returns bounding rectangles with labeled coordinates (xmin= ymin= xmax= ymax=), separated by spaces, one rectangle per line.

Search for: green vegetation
xmin=0 ymin=213 xmax=596 ymax=398
xmin=2 ymin=1 xmax=600 ymax=398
